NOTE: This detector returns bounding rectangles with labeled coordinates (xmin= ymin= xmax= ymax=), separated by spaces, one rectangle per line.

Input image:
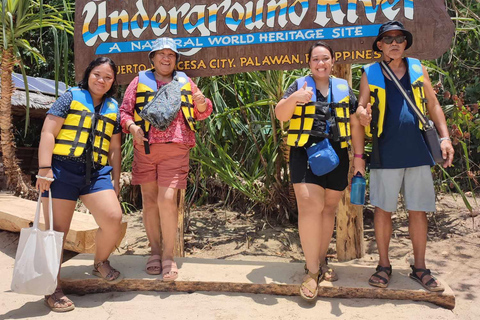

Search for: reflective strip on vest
xmin=286 ymin=76 xmax=350 ymax=148
xmin=363 ymin=58 xmax=426 ymax=138
xmin=134 ymin=71 xmax=156 ymax=133
xmin=93 ymin=100 xmax=118 ymax=166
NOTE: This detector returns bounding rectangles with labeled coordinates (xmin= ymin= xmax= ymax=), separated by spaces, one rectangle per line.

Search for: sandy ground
xmin=0 ymin=193 xmax=479 ymax=319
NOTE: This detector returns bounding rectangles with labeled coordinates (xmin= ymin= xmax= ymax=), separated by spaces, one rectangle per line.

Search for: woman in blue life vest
xmin=36 ymin=57 xmax=124 ymax=312
xmin=275 ymin=41 xmax=365 ymax=301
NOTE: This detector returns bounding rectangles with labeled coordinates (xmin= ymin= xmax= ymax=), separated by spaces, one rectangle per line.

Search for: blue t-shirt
xmin=377 ymin=73 xmax=434 ymax=168
xmin=47 ymin=90 xmax=121 ymax=163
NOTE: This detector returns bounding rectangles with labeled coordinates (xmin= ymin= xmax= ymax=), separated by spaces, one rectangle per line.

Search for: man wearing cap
xmin=120 ymin=38 xmax=212 ymax=280
xmin=356 ymin=21 xmax=454 ymax=291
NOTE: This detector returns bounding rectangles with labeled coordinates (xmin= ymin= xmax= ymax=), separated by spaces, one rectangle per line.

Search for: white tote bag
xmin=11 ymin=190 xmax=64 ymax=295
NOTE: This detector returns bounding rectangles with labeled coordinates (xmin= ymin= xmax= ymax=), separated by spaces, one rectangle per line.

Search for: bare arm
xmin=350 ymin=113 xmax=366 ymax=176
xmin=275 ymin=82 xmax=313 ymax=122
xmin=36 ymin=115 xmax=65 ymax=193
xmin=108 ymin=133 xmax=122 ymax=196
xmin=422 ymin=65 xmax=454 ymax=167
xmin=355 ymin=73 xmax=372 ymax=127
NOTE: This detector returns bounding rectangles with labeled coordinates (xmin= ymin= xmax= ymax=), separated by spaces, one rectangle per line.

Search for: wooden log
xmin=60 ymin=278 xmax=454 ymax=310
xmin=59 ymin=255 xmax=456 ymax=310
xmin=174 ymin=189 xmax=185 ymax=257
xmin=332 ymin=64 xmax=365 ymax=261
xmin=0 ymin=193 xmax=127 ymax=253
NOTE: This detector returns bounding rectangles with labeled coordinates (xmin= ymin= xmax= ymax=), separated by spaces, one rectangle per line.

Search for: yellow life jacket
xmin=363 ymin=57 xmax=427 ymax=138
xmin=134 ymin=69 xmax=196 ymax=134
xmin=286 ymin=76 xmax=351 ymax=148
xmin=53 ymin=88 xmax=118 ymax=166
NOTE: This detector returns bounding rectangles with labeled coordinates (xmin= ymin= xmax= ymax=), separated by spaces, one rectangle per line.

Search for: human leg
xmin=403 ymin=166 xmax=442 ymax=290
xmin=42 ymin=198 xmax=76 ymax=312
xmin=408 ymin=210 xmax=444 ymax=291
xmin=408 ymin=210 xmax=428 ymax=270
xmin=140 ymin=182 xmax=162 ymax=274
xmin=81 ymin=189 xmax=123 ymax=282
xmin=368 ymin=168 xmax=404 ymax=287
xmin=294 ymin=183 xmax=325 ymax=299
xmin=318 ymin=189 xmax=343 ymax=281
xmin=131 ymin=143 xmax=163 ymax=272
xmin=157 ymin=186 xmax=179 ymax=281
xmin=368 ymin=207 xmax=393 ymax=287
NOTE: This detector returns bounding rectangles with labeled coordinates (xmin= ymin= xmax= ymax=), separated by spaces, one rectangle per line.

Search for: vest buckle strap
xmin=412 ymin=81 xmax=424 ymax=88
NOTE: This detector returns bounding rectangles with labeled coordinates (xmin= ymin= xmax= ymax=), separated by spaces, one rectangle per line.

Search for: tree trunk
xmin=332 ymin=64 xmax=364 ymax=261
xmin=0 ymin=48 xmax=34 ymax=197
xmin=174 ymin=189 xmax=185 ymax=257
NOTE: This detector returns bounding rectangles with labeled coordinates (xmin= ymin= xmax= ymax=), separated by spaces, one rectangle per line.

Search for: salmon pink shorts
xmin=132 ymin=143 xmax=190 ymax=189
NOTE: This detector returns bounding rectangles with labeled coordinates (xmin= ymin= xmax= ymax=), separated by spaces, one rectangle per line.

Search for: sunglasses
xmin=381 ymin=35 xmax=407 ymax=44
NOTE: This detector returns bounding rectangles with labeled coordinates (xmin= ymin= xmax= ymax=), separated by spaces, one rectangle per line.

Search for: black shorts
xmin=289 ymin=140 xmax=349 ymax=191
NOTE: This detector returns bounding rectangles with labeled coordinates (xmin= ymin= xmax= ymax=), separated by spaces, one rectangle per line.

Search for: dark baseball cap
xmin=373 ymin=20 xmax=413 ymax=52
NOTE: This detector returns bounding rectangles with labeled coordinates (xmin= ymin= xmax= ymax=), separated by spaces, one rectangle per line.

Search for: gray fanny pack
xmin=138 ymin=76 xmax=183 ymax=131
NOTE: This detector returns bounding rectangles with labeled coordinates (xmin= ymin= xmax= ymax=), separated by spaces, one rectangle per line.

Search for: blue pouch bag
xmin=302 ymin=77 xmax=340 ymax=176
xmin=306 ymin=138 xmax=339 ymax=176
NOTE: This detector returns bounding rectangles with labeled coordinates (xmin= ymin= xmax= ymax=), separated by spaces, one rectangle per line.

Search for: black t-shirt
xmin=283 ymin=79 xmax=358 ymax=144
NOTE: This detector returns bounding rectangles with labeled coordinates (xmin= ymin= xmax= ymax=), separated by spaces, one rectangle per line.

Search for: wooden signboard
xmin=75 ymin=0 xmax=454 ymax=84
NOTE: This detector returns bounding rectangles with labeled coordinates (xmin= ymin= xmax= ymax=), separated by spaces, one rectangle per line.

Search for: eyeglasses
xmin=381 ymin=35 xmax=406 ymax=45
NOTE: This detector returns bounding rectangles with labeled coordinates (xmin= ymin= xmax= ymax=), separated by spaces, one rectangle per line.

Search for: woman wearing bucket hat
xmin=356 ymin=21 xmax=454 ymax=291
xmin=120 ymin=37 xmax=212 ymax=280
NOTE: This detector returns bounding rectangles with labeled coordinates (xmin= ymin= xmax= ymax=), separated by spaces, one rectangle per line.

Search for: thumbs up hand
xmin=296 ymin=81 xmax=314 ymax=105
xmin=356 ymin=102 xmax=372 ymax=126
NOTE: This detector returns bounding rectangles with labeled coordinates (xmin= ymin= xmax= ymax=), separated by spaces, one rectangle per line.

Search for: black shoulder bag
xmin=379 ymin=61 xmax=444 ymax=164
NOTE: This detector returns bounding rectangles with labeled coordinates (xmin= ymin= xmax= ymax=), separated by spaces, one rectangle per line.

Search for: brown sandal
xmin=300 ymin=267 xmax=323 ymax=302
xmin=320 ymin=258 xmax=338 ymax=282
xmin=44 ymin=288 xmax=75 ymax=312
xmin=92 ymin=260 xmax=124 ymax=284
xmin=304 ymin=259 xmax=338 ymax=283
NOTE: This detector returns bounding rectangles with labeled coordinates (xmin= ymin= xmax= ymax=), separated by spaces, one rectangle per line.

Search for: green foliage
xmin=120 ymin=201 xmax=137 ymax=214
xmin=121 ymin=134 xmax=134 ymax=173
xmin=423 ymin=0 xmax=480 ymax=209
xmin=429 ymin=1 xmax=480 ymax=193
xmin=187 ymin=70 xmax=307 ymax=217
xmin=17 ymin=0 xmax=75 ymax=86
xmin=0 ymin=0 xmax=74 ymax=131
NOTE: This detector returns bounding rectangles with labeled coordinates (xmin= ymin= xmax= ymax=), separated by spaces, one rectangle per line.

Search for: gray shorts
xmin=370 ymin=165 xmax=436 ymax=212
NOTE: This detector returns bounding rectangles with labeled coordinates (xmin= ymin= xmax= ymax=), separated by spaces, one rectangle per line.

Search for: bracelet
xmin=439 ymin=137 xmax=451 ymax=142
xmin=354 ymin=153 xmax=366 ymax=159
xmin=38 ymin=166 xmax=51 ymax=169
xmin=127 ymin=122 xmax=135 ymax=131
xmin=35 ymin=175 xmax=54 ymax=182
